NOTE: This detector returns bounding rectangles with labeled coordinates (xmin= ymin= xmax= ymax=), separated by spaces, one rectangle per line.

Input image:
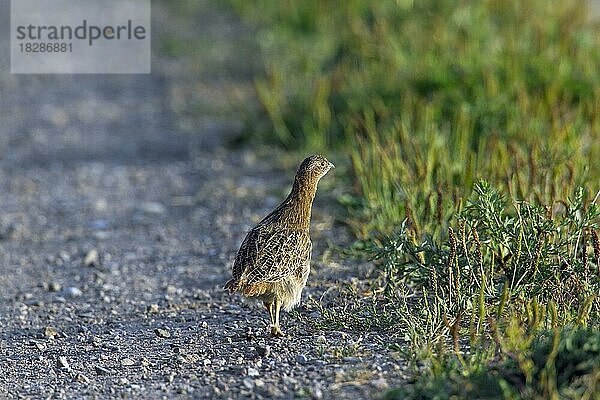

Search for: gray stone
xmin=43 ymin=326 xmax=58 ymax=339
xmin=139 ymin=202 xmax=166 ymax=215
xmin=76 ymin=373 xmax=91 ymax=384
xmin=57 ymin=356 xmax=70 ymax=370
xmin=95 ymin=365 xmax=111 ymax=375
xmin=121 ymin=358 xmax=135 ymax=366
xmin=312 ymin=386 xmax=323 ymax=399
xmin=48 ymin=282 xmax=62 ymax=292
xmin=296 ymin=354 xmax=308 ymax=364
xmin=84 ymin=249 xmax=99 ymax=267
xmin=63 ymin=287 xmax=83 ymax=298
xmin=372 ymin=377 xmax=389 ymax=390
xmin=155 ymin=328 xmax=171 ymax=338
xmin=242 ymin=378 xmax=254 ymax=389
xmin=256 ymin=345 xmax=271 ymax=357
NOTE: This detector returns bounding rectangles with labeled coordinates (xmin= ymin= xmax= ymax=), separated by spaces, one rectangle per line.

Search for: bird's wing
xmin=231 ymin=227 xmax=261 ymax=282
xmin=233 ymin=225 xmax=311 ymax=285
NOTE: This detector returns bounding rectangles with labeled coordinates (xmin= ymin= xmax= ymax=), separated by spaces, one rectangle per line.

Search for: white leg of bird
xmin=264 ymin=301 xmax=276 ymax=331
xmin=271 ymin=299 xmax=284 ymax=337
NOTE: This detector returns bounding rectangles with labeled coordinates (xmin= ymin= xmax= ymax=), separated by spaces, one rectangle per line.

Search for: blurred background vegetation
xmin=165 ymin=0 xmax=599 ymax=398
xmin=229 ymin=0 xmax=599 ymax=237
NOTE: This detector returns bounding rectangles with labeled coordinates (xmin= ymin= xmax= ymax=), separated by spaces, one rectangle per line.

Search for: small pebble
xmin=93 ymin=231 xmax=111 ymax=240
xmin=256 ymin=345 xmax=271 ymax=357
xmin=84 ymin=249 xmax=99 ymax=267
xmin=57 ymin=356 xmax=70 ymax=370
xmin=63 ymin=287 xmax=83 ymax=298
xmin=296 ymin=354 xmax=308 ymax=364
xmin=372 ymin=378 xmax=389 ymax=390
xmin=44 ymin=326 xmax=58 ymax=339
xmin=120 ymin=358 xmax=135 ymax=366
xmin=139 ymin=202 xmax=166 ymax=215
xmin=95 ymin=365 xmax=111 ymax=375
xmin=166 ymin=285 xmax=178 ymax=294
xmin=30 ymin=340 xmax=46 ymax=351
xmin=48 ymin=282 xmax=62 ymax=292
xmin=313 ymin=386 xmax=323 ymax=399
xmin=155 ymin=328 xmax=171 ymax=338
xmin=76 ymin=373 xmax=90 ymax=384
xmin=89 ymin=219 xmax=108 ymax=229
xmin=242 ymin=378 xmax=254 ymax=389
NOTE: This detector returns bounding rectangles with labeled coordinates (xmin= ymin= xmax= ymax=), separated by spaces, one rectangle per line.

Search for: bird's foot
xmin=270 ymin=325 xmax=285 ymax=338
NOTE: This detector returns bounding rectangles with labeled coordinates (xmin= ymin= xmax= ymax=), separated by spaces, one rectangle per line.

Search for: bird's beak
xmin=329 ymin=162 xmax=335 ymax=169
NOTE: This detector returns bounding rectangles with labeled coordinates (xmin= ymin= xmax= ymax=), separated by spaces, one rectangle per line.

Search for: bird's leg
xmin=270 ymin=299 xmax=284 ymax=337
xmin=264 ymin=301 xmax=276 ymax=331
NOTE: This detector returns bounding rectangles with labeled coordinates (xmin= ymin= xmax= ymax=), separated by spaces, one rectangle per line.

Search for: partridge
xmin=224 ymin=155 xmax=334 ymax=337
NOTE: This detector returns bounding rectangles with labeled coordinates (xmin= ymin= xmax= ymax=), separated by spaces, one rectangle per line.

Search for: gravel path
xmin=0 ymin=2 xmax=405 ymax=398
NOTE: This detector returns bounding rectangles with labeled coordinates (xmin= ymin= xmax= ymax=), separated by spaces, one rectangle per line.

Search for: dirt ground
xmin=0 ymin=2 xmax=406 ymax=398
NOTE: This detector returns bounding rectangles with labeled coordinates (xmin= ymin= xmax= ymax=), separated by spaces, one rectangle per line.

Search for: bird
xmin=224 ymin=155 xmax=335 ymax=337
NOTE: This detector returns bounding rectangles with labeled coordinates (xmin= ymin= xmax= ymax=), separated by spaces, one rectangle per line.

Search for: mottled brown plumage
xmin=224 ymin=155 xmax=334 ymax=337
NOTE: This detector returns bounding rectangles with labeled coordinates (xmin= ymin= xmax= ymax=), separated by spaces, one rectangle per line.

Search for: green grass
xmin=170 ymin=0 xmax=600 ymax=397
xmin=385 ymin=325 xmax=600 ymax=399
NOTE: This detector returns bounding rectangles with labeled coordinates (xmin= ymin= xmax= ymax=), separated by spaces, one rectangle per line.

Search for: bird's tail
xmin=223 ymin=279 xmax=239 ymax=293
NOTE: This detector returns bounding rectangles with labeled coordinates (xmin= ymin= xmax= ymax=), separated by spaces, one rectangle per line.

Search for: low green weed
xmin=385 ymin=325 xmax=600 ymax=400
xmin=368 ymin=182 xmax=599 ymax=342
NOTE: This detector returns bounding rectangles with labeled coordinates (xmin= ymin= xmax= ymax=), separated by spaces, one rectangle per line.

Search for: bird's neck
xmin=284 ymin=178 xmax=317 ymax=230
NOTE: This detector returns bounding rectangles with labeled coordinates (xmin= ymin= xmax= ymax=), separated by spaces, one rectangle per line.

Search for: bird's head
xmin=295 ymin=155 xmax=335 ymax=187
